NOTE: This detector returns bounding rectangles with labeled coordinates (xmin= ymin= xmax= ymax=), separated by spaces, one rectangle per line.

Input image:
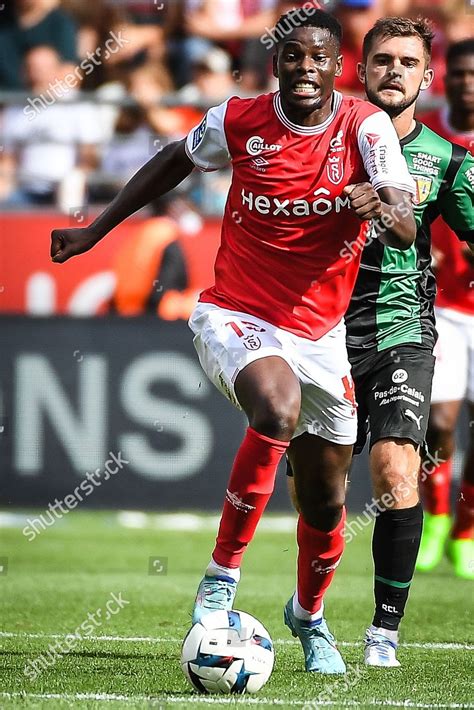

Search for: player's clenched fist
xmin=50 ymin=227 xmax=100 ymax=263
xmin=343 ymin=183 xmax=382 ymax=220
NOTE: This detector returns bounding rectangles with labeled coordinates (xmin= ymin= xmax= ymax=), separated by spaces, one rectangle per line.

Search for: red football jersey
xmin=186 ymin=91 xmax=414 ymax=340
xmin=420 ymin=108 xmax=474 ymax=316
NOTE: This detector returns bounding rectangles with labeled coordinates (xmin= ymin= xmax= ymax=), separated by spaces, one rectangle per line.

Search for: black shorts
xmin=350 ymin=345 xmax=435 ymax=455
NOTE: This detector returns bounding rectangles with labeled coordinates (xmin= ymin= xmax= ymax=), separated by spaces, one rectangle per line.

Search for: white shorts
xmin=189 ymin=303 xmax=357 ymax=445
xmin=431 ymin=307 xmax=474 ymax=404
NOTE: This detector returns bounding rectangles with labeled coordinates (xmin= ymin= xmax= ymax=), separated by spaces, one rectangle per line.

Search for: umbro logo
xmin=250 ymin=156 xmax=269 ymax=172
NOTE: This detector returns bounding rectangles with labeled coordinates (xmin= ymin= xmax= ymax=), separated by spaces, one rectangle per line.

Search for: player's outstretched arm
xmin=51 ymin=139 xmax=194 ymax=264
xmin=343 ymin=184 xmax=415 ymax=250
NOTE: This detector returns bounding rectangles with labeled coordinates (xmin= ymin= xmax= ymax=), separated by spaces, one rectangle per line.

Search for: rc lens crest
xmin=413 ymin=175 xmax=433 ymax=205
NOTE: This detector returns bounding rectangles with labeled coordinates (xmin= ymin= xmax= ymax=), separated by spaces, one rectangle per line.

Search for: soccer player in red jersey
xmin=417 ymin=39 xmax=474 ymax=579
xmin=50 ymin=10 xmax=415 ymax=674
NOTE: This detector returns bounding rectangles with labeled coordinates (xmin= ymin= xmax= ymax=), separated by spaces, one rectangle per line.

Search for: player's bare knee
xmin=375 ymin=463 xmax=416 ymax=500
xmin=372 ymin=459 xmax=419 ymax=508
xmin=250 ymin=393 xmax=301 ymax=440
xmin=301 ymin=501 xmax=344 ymax=532
xmin=371 ymin=439 xmax=420 ymax=505
xmin=299 ymin=487 xmax=345 ymax=531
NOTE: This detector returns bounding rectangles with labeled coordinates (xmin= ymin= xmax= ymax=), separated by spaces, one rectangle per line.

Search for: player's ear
xmin=272 ymin=52 xmax=278 ymax=79
xmin=357 ymin=62 xmax=366 ymax=85
xmin=335 ymin=54 xmax=343 ymax=78
xmin=421 ymin=67 xmax=434 ymax=91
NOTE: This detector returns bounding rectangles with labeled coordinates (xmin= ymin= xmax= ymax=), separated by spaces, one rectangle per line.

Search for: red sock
xmin=421 ymin=459 xmax=452 ymax=515
xmin=212 ymin=427 xmax=288 ymax=568
xmin=452 ymin=481 xmax=474 ymax=540
xmin=296 ymin=508 xmax=346 ymax=615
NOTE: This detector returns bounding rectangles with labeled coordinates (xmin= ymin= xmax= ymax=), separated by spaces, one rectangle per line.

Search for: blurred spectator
xmin=0 ymin=0 xmax=77 ymax=89
xmin=110 ymin=194 xmax=197 ymax=320
xmin=169 ymin=0 xmax=277 ymax=90
xmin=442 ymin=0 xmax=474 ymax=43
xmin=91 ymin=103 xmax=155 ymax=202
xmin=164 ymin=0 xmax=211 ymax=88
xmin=177 ymin=47 xmax=242 ymax=105
xmin=382 ymin=0 xmax=411 ymax=11
xmin=61 ymin=0 xmax=128 ymax=89
xmin=63 ymin=0 xmax=168 ymax=90
xmin=128 ymin=62 xmax=203 ymax=138
xmin=184 ymin=0 xmax=277 ymax=44
xmin=275 ymin=0 xmax=337 ymax=15
xmin=336 ymin=0 xmax=382 ymax=97
xmin=90 ymin=60 xmax=203 ymax=201
xmin=0 ymin=46 xmax=101 ymax=207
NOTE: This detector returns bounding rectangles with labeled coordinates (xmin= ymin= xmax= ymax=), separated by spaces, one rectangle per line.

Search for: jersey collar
xmin=273 ymin=90 xmax=343 ymax=135
xmin=399 ymin=120 xmax=423 ymax=147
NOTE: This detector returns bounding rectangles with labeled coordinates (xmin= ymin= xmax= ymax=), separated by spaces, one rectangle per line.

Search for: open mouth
xmin=292 ymin=81 xmax=320 ymax=96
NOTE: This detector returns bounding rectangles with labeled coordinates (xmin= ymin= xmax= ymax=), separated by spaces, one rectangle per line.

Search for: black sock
xmin=372 ymin=503 xmax=423 ymax=631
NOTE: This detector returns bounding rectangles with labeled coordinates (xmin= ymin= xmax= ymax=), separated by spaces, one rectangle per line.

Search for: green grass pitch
xmin=1 ymin=510 xmax=473 ymax=709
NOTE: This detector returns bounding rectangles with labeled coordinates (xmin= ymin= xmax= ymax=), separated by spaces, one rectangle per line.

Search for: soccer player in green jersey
xmin=288 ymin=17 xmax=474 ymax=667
xmin=344 ymin=18 xmax=474 ymax=666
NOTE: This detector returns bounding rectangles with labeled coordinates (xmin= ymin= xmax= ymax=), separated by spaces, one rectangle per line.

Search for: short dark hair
xmin=275 ymin=9 xmax=342 ymax=51
xmin=363 ymin=17 xmax=434 ymax=62
xmin=447 ymin=38 xmax=474 ymax=66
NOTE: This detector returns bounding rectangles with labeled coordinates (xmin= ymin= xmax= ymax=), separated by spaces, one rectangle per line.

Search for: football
xmin=181 ymin=610 xmax=275 ymax=694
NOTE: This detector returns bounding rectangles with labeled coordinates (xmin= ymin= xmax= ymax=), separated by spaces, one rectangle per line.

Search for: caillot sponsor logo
xmin=245 ymin=135 xmax=283 ymax=156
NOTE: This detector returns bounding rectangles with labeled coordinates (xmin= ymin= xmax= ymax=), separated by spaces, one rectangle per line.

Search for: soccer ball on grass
xmin=181 ymin=610 xmax=274 ymax=694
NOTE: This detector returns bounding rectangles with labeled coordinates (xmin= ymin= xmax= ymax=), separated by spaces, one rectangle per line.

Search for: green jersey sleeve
xmin=438 ymin=147 xmax=474 ymax=242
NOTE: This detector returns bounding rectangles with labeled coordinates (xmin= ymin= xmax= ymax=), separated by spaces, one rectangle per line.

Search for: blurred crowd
xmin=0 ymin=0 xmax=472 ymax=212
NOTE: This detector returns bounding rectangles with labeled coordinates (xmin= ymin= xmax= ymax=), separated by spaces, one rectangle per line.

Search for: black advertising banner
xmin=1 ymin=316 xmax=246 ymax=510
xmin=1 ymin=317 xmax=468 ymax=512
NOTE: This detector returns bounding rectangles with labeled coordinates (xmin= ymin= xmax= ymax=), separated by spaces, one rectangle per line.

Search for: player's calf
xmin=192 ymin=358 xmax=300 ymax=624
xmin=367 ymin=439 xmax=424 ymax=666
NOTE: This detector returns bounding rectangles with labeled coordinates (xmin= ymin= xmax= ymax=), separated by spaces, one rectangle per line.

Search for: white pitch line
xmin=0 ymin=693 xmax=145 ymax=704
xmin=155 ymin=699 xmax=472 ymax=709
xmin=0 ymin=693 xmax=472 ymax=708
xmin=0 ymin=631 xmax=472 ymax=651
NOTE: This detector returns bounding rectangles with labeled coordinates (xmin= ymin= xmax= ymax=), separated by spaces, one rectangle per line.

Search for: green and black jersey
xmin=345 ymin=121 xmax=474 ymax=361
